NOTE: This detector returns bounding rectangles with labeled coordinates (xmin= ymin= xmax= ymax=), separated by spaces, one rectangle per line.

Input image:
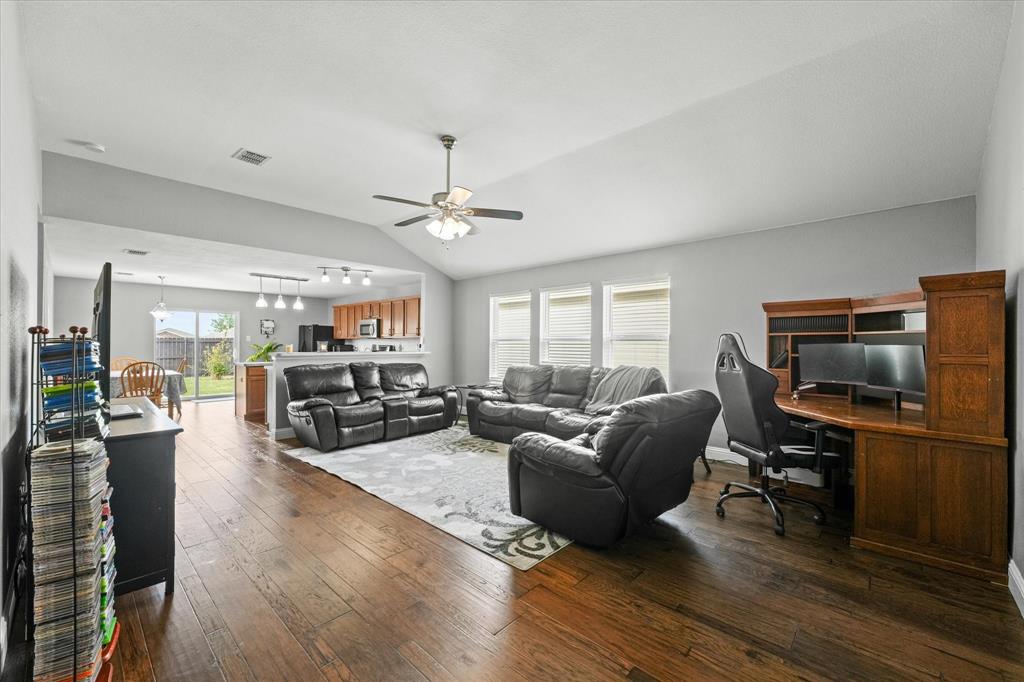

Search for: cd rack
xmin=25 ymin=326 xmax=119 ymax=682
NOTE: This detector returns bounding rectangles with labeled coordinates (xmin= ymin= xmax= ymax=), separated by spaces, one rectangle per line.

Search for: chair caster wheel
xmin=715 ymin=506 xmax=725 ymax=518
xmin=774 ymin=525 xmax=785 ymax=536
xmin=813 ymin=514 xmax=826 ymax=525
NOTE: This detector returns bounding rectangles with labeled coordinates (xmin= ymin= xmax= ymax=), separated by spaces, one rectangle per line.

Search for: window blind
xmin=541 ymin=285 xmax=591 ymax=365
xmin=604 ymin=279 xmax=670 ymax=378
xmin=489 ymin=292 xmax=531 ymax=381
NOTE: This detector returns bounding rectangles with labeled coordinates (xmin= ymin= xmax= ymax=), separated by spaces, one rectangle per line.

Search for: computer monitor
xmin=799 ymin=343 xmax=867 ymax=385
xmin=865 ymin=344 xmax=926 ymax=394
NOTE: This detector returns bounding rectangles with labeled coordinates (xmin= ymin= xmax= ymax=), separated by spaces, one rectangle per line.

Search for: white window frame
xmin=488 ymin=291 xmax=532 ymax=382
xmin=540 ymin=284 xmax=592 ymax=366
xmin=602 ymin=276 xmax=671 ymax=378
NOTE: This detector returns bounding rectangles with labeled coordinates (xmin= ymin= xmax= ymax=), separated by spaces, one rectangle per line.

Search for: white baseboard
xmin=704 ymin=446 xmax=825 ymax=487
xmin=273 ymin=427 xmax=294 ymax=440
xmin=1009 ymin=559 xmax=1024 ymax=621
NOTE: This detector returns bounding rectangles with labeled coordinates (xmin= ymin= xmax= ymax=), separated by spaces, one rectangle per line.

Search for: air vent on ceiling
xmin=231 ymin=148 xmax=271 ymax=166
xmin=121 ymin=248 xmax=149 ymax=256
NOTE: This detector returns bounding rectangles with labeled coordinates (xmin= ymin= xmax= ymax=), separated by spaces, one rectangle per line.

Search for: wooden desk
xmin=777 ymin=396 xmax=1008 ymax=583
xmin=106 ymin=397 xmax=182 ymax=594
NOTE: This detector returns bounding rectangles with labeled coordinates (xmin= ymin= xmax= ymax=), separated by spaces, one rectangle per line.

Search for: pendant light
xmin=292 ymin=280 xmax=304 ymax=310
xmin=255 ymin=276 xmax=268 ymax=308
xmin=274 ymin=278 xmax=286 ymax=309
xmin=320 ymin=268 xmax=330 ymax=283
xmin=342 ymin=267 xmax=351 ymax=285
xmin=361 ymin=270 xmax=372 ymax=286
xmin=150 ymin=275 xmax=171 ymax=320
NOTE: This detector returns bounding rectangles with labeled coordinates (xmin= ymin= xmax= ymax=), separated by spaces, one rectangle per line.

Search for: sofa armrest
xmin=510 ymin=432 xmax=604 ymax=479
xmin=468 ymin=388 xmax=509 ymax=402
xmin=421 ymin=384 xmax=457 ymax=397
xmin=287 ymin=397 xmax=334 ymax=413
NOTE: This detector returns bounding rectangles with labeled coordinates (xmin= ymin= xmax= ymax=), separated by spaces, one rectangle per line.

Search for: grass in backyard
xmin=183 ymin=375 xmax=235 ymax=397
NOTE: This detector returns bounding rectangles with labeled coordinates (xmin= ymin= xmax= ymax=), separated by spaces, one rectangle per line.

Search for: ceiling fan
xmin=373 ymin=135 xmax=523 ymax=241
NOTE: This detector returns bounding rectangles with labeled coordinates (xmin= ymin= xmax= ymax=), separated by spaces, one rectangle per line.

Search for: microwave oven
xmin=358 ymin=319 xmax=381 ymax=338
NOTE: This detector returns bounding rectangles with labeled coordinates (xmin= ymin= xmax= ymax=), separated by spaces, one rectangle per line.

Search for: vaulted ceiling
xmin=20 ymin=1 xmax=1013 ymax=278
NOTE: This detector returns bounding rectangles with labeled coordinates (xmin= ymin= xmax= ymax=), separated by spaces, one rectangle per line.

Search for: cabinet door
xmin=369 ymin=301 xmax=380 ymax=318
xmin=333 ymin=306 xmax=345 ymax=339
xmin=392 ymin=298 xmax=406 ymax=337
xmin=380 ymin=300 xmax=393 ymax=337
xmin=361 ymin=303 xmax=371 ymax=320
xmin=348 ymin=306 xmax=358 ymax=338
xmin=404 ymin=297 xmax=420 ymax=336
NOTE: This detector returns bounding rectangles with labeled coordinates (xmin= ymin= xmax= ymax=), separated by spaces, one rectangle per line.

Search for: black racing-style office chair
xmin=714 ymin=333 xmax=843 ymax=536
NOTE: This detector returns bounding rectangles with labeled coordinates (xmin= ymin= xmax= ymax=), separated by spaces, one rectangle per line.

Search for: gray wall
xmin=41 ymin=153 xmax=455 ymax=384
xmin=0 ymin=1 xmax=40 ymax=658
xmin=976 ymin=5 xmax=1023 ymax=595
xmin=454 ymin=197 xmax=977 ymax=447
xmin=52 ymin=277 xmax=332 ymax=362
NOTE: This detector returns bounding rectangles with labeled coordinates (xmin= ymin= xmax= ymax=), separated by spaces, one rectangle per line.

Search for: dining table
xmin=110 ymin=369 xmax=186 ymax=418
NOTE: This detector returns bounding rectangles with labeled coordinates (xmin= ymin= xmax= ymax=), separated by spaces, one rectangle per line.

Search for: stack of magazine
xmin=29 ymin=337 xmax=116 ymax=682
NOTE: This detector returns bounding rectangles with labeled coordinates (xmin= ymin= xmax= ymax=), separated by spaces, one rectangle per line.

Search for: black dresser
xmin=105 ymin=397 xmax=182 ymax=595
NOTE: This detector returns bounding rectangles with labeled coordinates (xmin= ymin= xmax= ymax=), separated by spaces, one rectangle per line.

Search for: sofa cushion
xmin=407 ymin=395 xmax=444 ymax=417
xmin=284 ymin=363 xmax=361 ymax=406
xmin=502 ymin=365 xmax=554 ymax=404
xmin=333 ymin=401 xmax=384 ymax=428
xmin=351 ymin=362 xmax=384 ymax=401
xmin=542 ymin=365 xmax=593 ymax=409
xmin=479 ymin=400 xmax=555 ymax=429
xmin=380 ymin=363 xmax=429 ymax=397
xmin=544 ymin=408 xmax=596 ymax=440
xmin=580 ymin=366 xmax=611 ymax=410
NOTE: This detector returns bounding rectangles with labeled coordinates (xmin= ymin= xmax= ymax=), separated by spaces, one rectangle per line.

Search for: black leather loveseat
xmin=284 ymin=362 xmax=457 ymax=451
xmin=466 ymin=364 xmax=667 ymax=443
xmin=508 ymin=390 xmax=721 ymax=547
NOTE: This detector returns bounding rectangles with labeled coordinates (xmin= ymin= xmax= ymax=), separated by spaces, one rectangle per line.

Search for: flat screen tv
xmin=92 ymin=263 xmax=111 ymax=409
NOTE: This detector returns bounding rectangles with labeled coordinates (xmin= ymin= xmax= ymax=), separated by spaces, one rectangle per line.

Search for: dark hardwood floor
xmin=109 ymin=400 xmax=1024 ymax=681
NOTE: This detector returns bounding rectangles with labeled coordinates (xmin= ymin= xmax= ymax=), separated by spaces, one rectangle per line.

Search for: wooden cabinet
xmin=404 ymin=297 xmax=421 ymax=337
xmin=331 ymin=296 xmax=422 ymax=339
xmin=234 ymin=365 xmax=267 ymax=423
xmin=852 ymin=429 xmax=1007 ymax=581
xmin=920 ymin=271 xmax=1005 ymax=438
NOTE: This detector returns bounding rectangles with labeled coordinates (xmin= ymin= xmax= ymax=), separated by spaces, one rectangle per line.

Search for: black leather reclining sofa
xmin=466 ymin=364 xmax=667 ymax=443
xmin=284 ymin=362 xmax=457 ymax=451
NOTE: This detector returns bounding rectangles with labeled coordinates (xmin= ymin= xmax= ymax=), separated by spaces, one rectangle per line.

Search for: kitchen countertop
xmin=235 ymin=361 xmax=272 ymax=366
xmin=270 ymin=350 xmax=429 ymax=360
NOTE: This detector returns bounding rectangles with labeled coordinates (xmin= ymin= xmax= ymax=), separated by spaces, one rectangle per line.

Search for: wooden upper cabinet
xmin=404 ymin=297 xmax=421 ymax=337
xmin=333 ymin=305 xmax=345 ymax=339
xmin=380 ymin=300 xmax=393 ymax=337
xmin=369 ymin=301 xmax=380 ymax=318
xmin=920 ymin=270 xmax=1005 ymax=438
xmin=348 ymin=305 xmax=359 ymax=339
xmin=360 ymin=303 xmax=371 ymax=320
xmin=391 ymin=298 xmax=406 ymax=337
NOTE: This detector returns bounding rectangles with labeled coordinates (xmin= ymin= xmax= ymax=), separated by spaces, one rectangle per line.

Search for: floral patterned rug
xmin=284 ymin=425 xmax=571 ymax=570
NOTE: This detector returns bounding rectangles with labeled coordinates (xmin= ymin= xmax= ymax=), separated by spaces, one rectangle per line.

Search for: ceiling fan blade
xmin=446 ymin=186 xmax=473 ymax=206
xmin=394 ymin=214 xmax=435 ymax=227
xmin=464 ymin=207 xmax=524 ymax=220
xmin=372 ymin=194 xmax=432 ymax=209
xmin=462 ymin=218 xmax=481 ymax=236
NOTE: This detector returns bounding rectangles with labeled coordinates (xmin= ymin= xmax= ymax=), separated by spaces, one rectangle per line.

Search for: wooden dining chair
xmin=121 ymin=361 xmax=166 ymax=410
xmin=110 ymin=356 xmax=139 ymax=371
xmin=175 ymin=356 xmax=188 ymax=374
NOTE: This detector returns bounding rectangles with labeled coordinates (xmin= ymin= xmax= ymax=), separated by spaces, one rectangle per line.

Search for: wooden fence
xmin=154 ymin=337 xmax=234 ymax=377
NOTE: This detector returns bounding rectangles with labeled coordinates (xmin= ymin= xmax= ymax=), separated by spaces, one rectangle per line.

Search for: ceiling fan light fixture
xmin=425 ymin=217 xmax=444 ymax=238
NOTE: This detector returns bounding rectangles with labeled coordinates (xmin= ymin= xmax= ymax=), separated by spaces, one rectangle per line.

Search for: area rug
xmin=284 ymin=425 xmax=570 ymax=570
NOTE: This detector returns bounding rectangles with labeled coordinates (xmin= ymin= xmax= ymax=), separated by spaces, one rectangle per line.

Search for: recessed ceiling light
xmin=83 ymin=142 xmax=105 ymax=153
xmin=121 ymin=248 xmax=149 ymax=256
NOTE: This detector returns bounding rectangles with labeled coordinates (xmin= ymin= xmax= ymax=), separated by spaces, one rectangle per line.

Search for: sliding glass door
xmin=154 ymin=310 xmax=238 ymax=399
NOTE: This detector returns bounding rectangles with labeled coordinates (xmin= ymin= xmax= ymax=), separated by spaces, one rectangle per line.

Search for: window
xmin=489 ymin=292 xmax=531 ymax=381
xmin=540 ymin=285 xmax=591 ymax=365
xmin=603 ymin=278 xmax=670 ymax=378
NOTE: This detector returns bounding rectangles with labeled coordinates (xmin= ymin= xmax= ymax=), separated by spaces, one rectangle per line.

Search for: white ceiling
xmin=21 ymin=1 xmax=1013 ymax=279
xmin=45 ymin=220 xmax=422 ymax=297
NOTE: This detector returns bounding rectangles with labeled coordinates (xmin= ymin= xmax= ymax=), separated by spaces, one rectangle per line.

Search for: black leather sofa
xmin=508 ymin=390 xmax=721 ymax=547
xmin=283 ymin=362 xmax=457 ymax=451
xmin=466 ymin=364 xmax=667 ymax=443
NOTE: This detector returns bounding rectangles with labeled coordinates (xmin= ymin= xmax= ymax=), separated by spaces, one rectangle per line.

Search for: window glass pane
xmin=541 ymin=285 xmax=591 ymax=365
xmin=604 ymin=279 xmax=670 ymax=379
xmin=490 ymin=292 xmax=531 ymax=381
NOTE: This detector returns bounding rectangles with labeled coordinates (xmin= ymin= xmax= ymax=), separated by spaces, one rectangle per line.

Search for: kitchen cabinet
xmin=331 ymin=295 xmax=422 ymax=339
